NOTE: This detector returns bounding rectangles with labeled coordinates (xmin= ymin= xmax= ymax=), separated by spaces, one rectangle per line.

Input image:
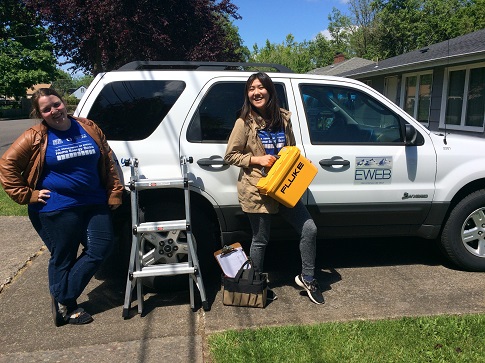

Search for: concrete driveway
xmin=1 ymin=216 xmax=485 ymax=362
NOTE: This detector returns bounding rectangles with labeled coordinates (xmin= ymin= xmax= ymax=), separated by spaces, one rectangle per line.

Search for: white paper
xmin=215 ymin=247 xmax=247 ymax=277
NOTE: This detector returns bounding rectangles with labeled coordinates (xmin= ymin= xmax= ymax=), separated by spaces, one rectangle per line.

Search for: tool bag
xmin=222 ymin=259 xmax=268 ymax=308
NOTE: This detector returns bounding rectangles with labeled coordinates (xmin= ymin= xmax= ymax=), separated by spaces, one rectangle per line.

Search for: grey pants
xmin=246 ymin=200 xmax=318 ymax=277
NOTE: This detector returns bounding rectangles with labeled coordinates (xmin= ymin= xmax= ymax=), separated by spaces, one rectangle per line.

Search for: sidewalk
xmin=1 ymin=216 xmax=485 ymax=362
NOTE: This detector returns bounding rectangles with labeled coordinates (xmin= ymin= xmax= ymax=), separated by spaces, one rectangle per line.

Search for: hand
xmin=252 ymin=155 xmax=277 ymax=167
xmin=37 ymin=189 xmax=51 ymax=204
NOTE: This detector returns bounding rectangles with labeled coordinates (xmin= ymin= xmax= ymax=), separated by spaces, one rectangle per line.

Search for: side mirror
xmin=405 ymin=124 xmax=417 ymax=145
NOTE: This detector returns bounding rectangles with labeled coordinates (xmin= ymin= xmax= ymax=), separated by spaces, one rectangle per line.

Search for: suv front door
xmin=294 ymin=80 xmax=438 ymax=238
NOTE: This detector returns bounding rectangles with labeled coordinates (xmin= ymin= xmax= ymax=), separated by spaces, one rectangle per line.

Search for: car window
xmin=187 ymin=82 xmax=288 ymax=143
xmin=300 ymin=84 xmax=403 ymax=144
xmin=87 ymin=80 xmax=186 ymax=141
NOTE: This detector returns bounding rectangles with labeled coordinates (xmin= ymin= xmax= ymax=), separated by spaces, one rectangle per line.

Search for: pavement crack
xmin=0 ymin=245 xmax=46 ymax=294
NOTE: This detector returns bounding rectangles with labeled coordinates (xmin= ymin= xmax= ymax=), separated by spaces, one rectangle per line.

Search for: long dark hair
xmin=30 ymin=88 xmax=65 ymax=119
xmin=239 ymin=72 xmax=283 ymax=131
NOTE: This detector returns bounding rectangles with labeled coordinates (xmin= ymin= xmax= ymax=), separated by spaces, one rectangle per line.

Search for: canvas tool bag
xmin=222 ymin=259 xmax=268 ymax=308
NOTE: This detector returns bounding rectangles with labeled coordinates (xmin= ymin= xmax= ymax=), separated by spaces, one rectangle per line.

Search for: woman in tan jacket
xmin=0 ymin=88 xmax=123 ymax=325
xmin=224 ymin=72 xmax=324 ymax=305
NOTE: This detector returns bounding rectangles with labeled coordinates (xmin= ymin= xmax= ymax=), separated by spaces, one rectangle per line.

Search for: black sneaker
xmin=267 ymin=289 xmax=278 ymax=301
xmin=295 ymin=274 xmax=325 ymax=305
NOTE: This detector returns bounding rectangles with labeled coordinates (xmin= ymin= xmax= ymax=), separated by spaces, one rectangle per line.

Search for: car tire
xmin=137 ymin=200 xmax=220 ymax=289
xmin=441 ymin=189 xmax=485 ymax=271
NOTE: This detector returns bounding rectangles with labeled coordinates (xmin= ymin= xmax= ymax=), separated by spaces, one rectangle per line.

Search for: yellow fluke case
xmin=256 ymin=146 xmax=318 ymax=208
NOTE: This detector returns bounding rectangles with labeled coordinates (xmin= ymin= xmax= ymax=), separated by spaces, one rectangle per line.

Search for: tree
xmin=50 ymin=69 xmax=93 ymax=97
xmin=25 ymin=0 xmax=243 ymax=75
xmin=327 ymin=7 xmax=353 ymax=56
xmin=220 ymin=16 xmax=250 ymax=62
xmin=250 ymin=35 xmax=315 ymax=73
xmin=372 ymin=0 xmax=484 ymax=59
xmin=346 ymin=0 xmax=379 ymax=59
xmin=308 ymin=33 xmax=334 ymax=68
xmin=0 ymin=0 xmax=56 ymax=99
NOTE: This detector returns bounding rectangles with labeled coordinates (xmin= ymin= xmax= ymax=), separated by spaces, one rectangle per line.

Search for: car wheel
xmin=441 ymin=189 xmax=485 ymax=271
xmin=138 ymin=202 xmax=220 ymax=289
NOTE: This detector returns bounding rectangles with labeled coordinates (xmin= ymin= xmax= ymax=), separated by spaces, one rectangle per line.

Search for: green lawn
xmin=0 ymin=187 xmax=27 ymax=216
xmin=208 ymin=314 xmax=485 ymax=363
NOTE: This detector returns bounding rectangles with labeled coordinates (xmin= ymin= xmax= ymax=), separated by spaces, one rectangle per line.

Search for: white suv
xmin=75 ymin=61 xmax=485 ymax=272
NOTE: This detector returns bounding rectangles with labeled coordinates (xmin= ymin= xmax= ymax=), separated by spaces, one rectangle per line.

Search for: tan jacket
xmin=224 ymin=109 xmax=296 ymax=214
xmin=0 ymin=116 xmax=123 ymax=206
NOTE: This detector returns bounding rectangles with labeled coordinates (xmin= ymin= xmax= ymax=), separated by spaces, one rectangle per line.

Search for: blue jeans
xmin=247 ymin=200 xmax=317 ymax=277
xmin=29 ymin=204 xmax=114 ymax=310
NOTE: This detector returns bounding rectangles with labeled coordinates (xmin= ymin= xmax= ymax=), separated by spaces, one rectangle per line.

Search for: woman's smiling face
xmin=38 ymin=95 xmax=70 ymax=130
xmin=248 ymin=78 xmax=270 ymax=113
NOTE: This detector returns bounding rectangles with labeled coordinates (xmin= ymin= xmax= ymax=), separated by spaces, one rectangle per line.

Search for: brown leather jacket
xmin=0 ymin=116 xmax=123 ymax=206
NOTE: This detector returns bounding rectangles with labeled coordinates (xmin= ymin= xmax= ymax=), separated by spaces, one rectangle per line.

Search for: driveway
xmin=1 ymin=216 xmax=485 ymax=362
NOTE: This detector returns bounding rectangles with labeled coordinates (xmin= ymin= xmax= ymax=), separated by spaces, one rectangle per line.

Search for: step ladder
xmin=122 ymin=156 xmax=209 ymax=318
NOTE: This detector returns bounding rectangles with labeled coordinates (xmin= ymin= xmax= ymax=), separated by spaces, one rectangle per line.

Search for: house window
xmin=384 ymin=76 xmax=399 ymax=104
xmin=441 ymin=63 xmax=485 ymax=131
xmin=401 ymin=72 xmax=432 ymax=124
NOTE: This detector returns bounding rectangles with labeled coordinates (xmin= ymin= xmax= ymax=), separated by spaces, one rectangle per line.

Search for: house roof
xmin=340 ymin=28 xmax=485 ymax=78
xmin=308 ymin=57 xmax=375 ymax=76
xmin=26 ymin=83 xmax=51 ymax=97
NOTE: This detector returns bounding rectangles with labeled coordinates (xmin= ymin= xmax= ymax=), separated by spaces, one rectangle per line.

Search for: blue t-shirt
xmin=30 ymin=119 xmax=107 ymax=212
xmin=257 ymin=129 xmax=286 ymax=155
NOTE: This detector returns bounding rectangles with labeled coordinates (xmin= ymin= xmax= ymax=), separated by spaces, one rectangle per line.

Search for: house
xmin=25 ymin=83 xmax=51 ymax=98
xmin=331 ymin=28 xmax=485 ymax=137
xmin=69 ymin=86 xmax=87 ymax=100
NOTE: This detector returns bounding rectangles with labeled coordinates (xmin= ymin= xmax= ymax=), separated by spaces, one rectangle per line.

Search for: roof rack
xmin=117 ymin=61 xmax=294 ymax=73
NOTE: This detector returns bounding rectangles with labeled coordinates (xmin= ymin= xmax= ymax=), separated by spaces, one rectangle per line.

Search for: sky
xmin=230 ymin=0 xmax=350 ymax=49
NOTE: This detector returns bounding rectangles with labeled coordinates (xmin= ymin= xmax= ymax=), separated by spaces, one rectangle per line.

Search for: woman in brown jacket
xmin=224 ymin=73 xmax=324 ymax=305
xmin=0 ymin=88 xmax=123 ymax=325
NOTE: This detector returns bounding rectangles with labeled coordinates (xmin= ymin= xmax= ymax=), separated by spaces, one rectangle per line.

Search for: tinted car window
xmin=187 ymin=82 xmax=288 ymax=143
xmin=87 ymin=80 xmax=185 ymax=140
xmin=300 ymin=84 xmax=403 ymax=144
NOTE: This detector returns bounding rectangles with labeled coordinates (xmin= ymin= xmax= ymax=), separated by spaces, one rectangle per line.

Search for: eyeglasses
xmin=40 ymin=101 xmax=63 ymax=114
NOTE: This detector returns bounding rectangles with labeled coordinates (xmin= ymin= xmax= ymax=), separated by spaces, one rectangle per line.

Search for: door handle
xmin=319 ymin=159 xmax=350 ymax=167
xmin=197 ymin=158 xmax=228 ymax=166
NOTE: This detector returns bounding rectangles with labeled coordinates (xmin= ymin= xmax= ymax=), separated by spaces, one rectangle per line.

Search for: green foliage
xmin=328 ymin=7 xmax=353 ymax=55
xmin=249 ymin=34 xmax=332 ymax=74
xmin=50 ymin=69 xmax=94 ymax=98
xmin=373 ymin=0 xmax=485 ymax=58
xmin=0 ymin=0 xmax=57 ymax=99
xmin=208 ymin=314 xmax=485 ymax=363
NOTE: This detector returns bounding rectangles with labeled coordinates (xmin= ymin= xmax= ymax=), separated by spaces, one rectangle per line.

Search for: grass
xmin=0 ymin=187 xmax=27 ymax=216
xmin=208 ymin=314 xmax=485 ymax=363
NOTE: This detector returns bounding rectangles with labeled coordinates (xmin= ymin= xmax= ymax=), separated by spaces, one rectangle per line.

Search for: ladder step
xmin=136 ymin=220 xmax=187 ymax=232
xmin=133 ymin=263 xmax=195 ymax=278
xmin=134 ymin=178 xmax=187 ymax=190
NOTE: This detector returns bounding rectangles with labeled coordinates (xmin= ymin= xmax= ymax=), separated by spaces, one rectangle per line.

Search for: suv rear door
xmin=181 ymin=75 xmax=293 ymax=208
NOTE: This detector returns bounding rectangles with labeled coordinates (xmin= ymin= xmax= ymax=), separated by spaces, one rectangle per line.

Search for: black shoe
xmin=50 ymin=295 xmax=67 ymax=327
xmin=295 ymin=274 xmax=325 ymax=305
xmin=267 ymin=289 xmax=278 ymax=301
xmin=66 ymin=308 xmax=94 ymax=325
